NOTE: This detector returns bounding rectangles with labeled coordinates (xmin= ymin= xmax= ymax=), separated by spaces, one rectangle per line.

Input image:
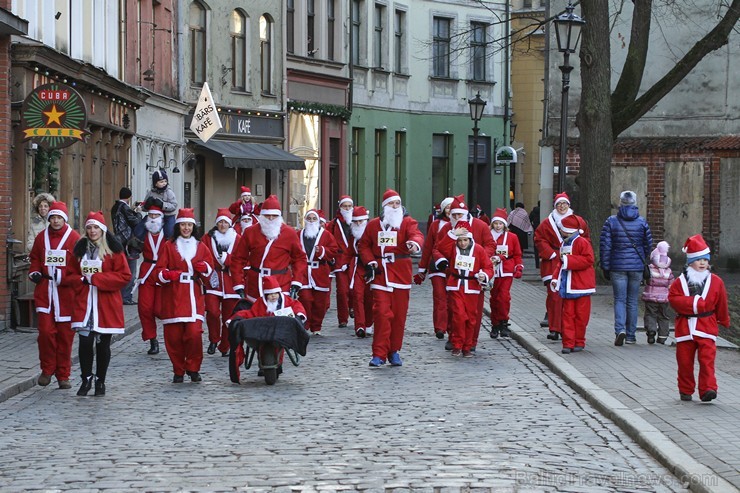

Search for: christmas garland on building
xmin=34 ymin=148 xmax=61 ymax=195
xmin=287 ymin=100 xmax=352 ymax=121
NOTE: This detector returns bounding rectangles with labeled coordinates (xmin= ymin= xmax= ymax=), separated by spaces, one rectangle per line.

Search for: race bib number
xmin=273 ymin=306 xmax=295 ymax=318
xmin=44 ymin=249 xmax=66 ymax=267
xmin=496 ymin=245 xmax=509 ymax=257
xmin=81 ymin=259 xmax=103 ymax=275
xmin=561 ymin=245 xmax=573 ymax=256
xmin=378 ymin=230 xmax=398 ymax=246
xmin=454 ymin=254 xmax=475 ymax=271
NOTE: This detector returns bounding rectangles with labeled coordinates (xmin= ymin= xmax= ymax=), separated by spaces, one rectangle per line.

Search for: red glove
xmin=163 ymin=270 xmax=181 ymax=282
xmin=514 ymin=266 xmax=523 ymax=279
xmin=193 ymin=261 xmax=209 ymax=273
xmin=413 ymin=272 xmax=426 ymax=285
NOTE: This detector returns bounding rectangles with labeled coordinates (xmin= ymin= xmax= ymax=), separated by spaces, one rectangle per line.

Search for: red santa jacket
xmin=434 ymin=240 xmax=493 ymax=295
xmin=200 ymin=228 xmax=241 ymax=299
xmin=490 ymin=230 xmax=523 ymax=278
xmin=357 ymin=215 xmax=424 ymax=291
xmin=668 ymin=272 xmax=730 ymax=342
xmin=535 ymin=212 xmax=590 ymax=282
xmin=228 ymin=293 xmax=307 ymax=323
xmin=550 ymin=233 xmax=596 ymax=297
xmin=299 ymin=227 xmax=338 ymax=291
xmin=154 ymin=236 xmax=214 ymax=324
xmin=326 ymin=214 xmax=353 ymax=273
xmin=29 ymin=224 xmax=81 ymax=322
xmin=436 ymin=215 xmax=496 ymax=259
xmin=418 ymin=218 xmax=450 ymax=278
xmin=137 ymin=231 xmax=165 ymax=287
xmin=67 ymin=236 xmax=131 ymax=333
xmin=230 ymin=223 xmax=308 ymax=302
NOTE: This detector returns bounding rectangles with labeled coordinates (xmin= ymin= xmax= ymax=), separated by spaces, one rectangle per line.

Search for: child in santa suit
xmin=298 ymin=209 xmax=338 ymax=335
xmin=28 ymin=201 xmax=81 ymax=389
xmin=433 ymin=221 xmax=493 ymax=357
xmin=549 ymin=215 xmax=595 ymax=354
xmin=68 ymin=212 xmax=132 ymax=396
xmin=488 ymin=208 xmax=523 ymax=339
xmin=154 ymin=208 xmax=214 ymax=383
xmin=134 ymin=203 xmax=166 ymax=355
xmin=202 ymin=208 xmax=242 ymax=356
xmin=668 ymin=235 xmax=729 ymax=402
xmin=229 ymin=186 xmax=255 ymax=220
xmin=348 ymin=206 xmax=374 ymax=338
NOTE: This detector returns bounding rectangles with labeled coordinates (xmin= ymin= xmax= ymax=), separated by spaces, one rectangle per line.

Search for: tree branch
xmin=610 ymin=0 xmax=653 ymax=114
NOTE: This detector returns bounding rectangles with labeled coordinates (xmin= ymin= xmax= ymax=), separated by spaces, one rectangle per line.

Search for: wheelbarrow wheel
xmin=261 ymin=344 xmax=279 ymax=385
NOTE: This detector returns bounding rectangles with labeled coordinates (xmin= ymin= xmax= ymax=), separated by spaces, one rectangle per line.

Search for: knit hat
xmin=650 ymin=241 xmax=671 ymax=268
xmin=85 ymin=211 xmax=107 ymax=233
xmin=316 ymin=210 xmax=327 ymax=224
xmin=240 ymin=186 xmax=251 ymax=197
xmin=152 ymin=169 xmax=168 ymax=187
xmin=439 ymin=197 xmax=454 ymax=212
xmin=620 ymin=190 xmax=637 ymax=206
xmin=554 ymin=193 xmax=570 ymax=206
xmin=559 ymin=215 xmax=582 ymax=234
xmin=262 ymin=276 xmax=282 ymax=295
xmin=48 ymin=201 xmax=69 ymax=222
xmin=352 ymin=206 xmax=369 ymax=221
xmin=491 ymin=208 xmax=508 ymax=226
xmin=175 ymin=208 xmax=196 ymax=224
xmin=215 ymin=208 xmax=233 ymax=226
xmin=682 ymin=235 xmax=710 ymax=263
xmin=449 ymin=194 xmax=469 ymax=216
xmin=381 ymin=189 xmax=401 ymax=207
xmin=338 ymin=195 xmax=353 ymax=207
xmin=260 ymin=195 xmax=281 ymax=216
xmin=453 ymin=221 xmax=473 ymax=239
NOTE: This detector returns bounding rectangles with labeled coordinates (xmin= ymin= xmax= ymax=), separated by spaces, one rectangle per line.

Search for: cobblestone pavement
xmin=0 ymin=284 xmax=689 ymax=492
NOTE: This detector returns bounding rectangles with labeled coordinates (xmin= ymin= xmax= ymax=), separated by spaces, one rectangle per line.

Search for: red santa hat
xmin=559 ymin=215 xmax=582 ymax=234
xmin=352 ymin=206 xmax=369 ymax=221
xmin=682 ymin=234 xmax=710 ymax=263
xmin=215 ymin=208 xmax=233 ymax=226
xmin=491 ymin=208 xmax=509 ymax=226
xmin=147 ymin=205 xmax=164 ymax=217
xmin=454 ymin=220 xmax=474 ymax=239
xmin=449 ymin=194 xmax=469 ymax=216
xmin=316 ymin=209 xmax=327 ymax=224
xmin=85 ymin=211 xmax=108 ymax=233
xmin=262 ymin=276 xmax=282 ymax=295
xmin=304 ymin=209 xmax=320 ymax=221
xmin=381 ymin=189 xmax=401 ymax=207
xmin=439 ymin=197 xmax=454 ymax=212
xmin=260 ymin=195 xmax=281 ymax=216
xmin=48 ymin=201 xmax=69 ymax=222
xmin=240 ymin=186 xmax=252 ymax=197
xmin=338 ymin=195 xmax=353 ymax=207
xmin=554 ymin=193 xmax=570 ymax=207
xmin=175 ymin=208 xmax=197 ymax=224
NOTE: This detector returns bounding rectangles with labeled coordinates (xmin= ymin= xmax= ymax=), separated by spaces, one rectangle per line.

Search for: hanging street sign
xmin=21 ymin=83 xmax=89 ymax=149
xmin=495 ymin=145 xmax=518 ymax=165
xmin=190 ymin=82 xmax=223 ymax=143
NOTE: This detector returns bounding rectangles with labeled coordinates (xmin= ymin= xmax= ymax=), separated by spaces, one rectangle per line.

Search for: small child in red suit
xmin=668 ymin=235 xmax=729 ymax=402
xmin=550 ymin=215 xmax=595 ymax=354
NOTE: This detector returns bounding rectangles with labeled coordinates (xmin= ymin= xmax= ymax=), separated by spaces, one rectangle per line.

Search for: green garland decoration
xmin=34 ymin=148 xmax=61 ymax=195
xmin=287 ymin=100 xmax=352 ymax=120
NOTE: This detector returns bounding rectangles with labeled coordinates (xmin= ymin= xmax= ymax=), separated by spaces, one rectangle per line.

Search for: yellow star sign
xmin=43 ymin=104 xmax=65 ymax=126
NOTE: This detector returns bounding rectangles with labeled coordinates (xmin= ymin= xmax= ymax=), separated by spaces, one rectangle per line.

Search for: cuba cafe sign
xmin=21 ymin=83 xmax=89 ymax=150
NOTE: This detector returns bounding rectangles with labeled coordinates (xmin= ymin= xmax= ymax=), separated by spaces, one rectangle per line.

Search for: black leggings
xmin=79 ymin=333 xmax=113 ymax=382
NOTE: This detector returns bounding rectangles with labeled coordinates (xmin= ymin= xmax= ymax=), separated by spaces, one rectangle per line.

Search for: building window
xmin=523 ymin=0 xmax=533 ymax=8
xmin=433 ymin=17 xmax=451 ymax=78
xmin=373 ymin=4 xmax=384 ymax=69
xmin=394 ymin=9 xmax=405 ymax=73
xmin=307 ymin=0 xmax=316 ymax=57
xmin=327 ymin=0 xmax=336 ymax=60
xmin=260 ymin=15 xmax=273 ymax=94
xmin=189 ymin=1 xmax=206 ymax=84
xmin=230 ymin=10 xmax=247 ymax=89
xmin=394 ymin=131 xmax=406 ymax=192
xmin=432 ymin=134 xmax=450 ymax=201
xmin=470 ymin=22 xmax=487 ymax=81
xmin=375 ymin=129 xmax=387 ymax=211
xmin=351 ymin=0 xmax=362 ymax=65
xmin=287 ymin=0 xmax=295 ymax=54
xmin=352 ymin=128 xmax=364 ymax=200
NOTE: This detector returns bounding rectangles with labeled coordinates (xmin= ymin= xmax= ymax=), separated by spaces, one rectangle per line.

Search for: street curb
xmin=503 ymin=314 xmax=736 ymax=493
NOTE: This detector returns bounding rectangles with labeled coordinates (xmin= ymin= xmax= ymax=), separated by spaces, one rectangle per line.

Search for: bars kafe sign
xmin=190 ymin=82 xmax=223 ymax=143
xmin=21 ymin=83 xmax=89 ymax=150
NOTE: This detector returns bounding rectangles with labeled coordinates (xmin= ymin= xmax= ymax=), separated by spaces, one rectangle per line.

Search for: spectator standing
xmin=529 ymin=203 xmax=541 ymax=269
xmin=143 ymin=170 xmax=178 ymax=239
xmin=507 ymin=202 xmax=533 ymax=251
xmin=26 ymin=192 xmax=55 ymax=251
xmin=599 ymin=190 xmax=652 ymax=346
xmin=111 ymin=187 xmax=142 ymax=304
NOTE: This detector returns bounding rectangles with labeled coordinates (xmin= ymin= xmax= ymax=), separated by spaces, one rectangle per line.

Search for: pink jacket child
xmin=641 ymin=241 xmax=674 ymax=344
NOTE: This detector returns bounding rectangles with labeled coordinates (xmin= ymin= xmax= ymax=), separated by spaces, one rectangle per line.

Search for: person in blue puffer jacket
xmin=599 ymin=190 xmax=653 ymax=346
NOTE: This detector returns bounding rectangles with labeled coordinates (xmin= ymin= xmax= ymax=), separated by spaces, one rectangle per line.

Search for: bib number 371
xmin=378 ymin=231 xmax=398 ymax=246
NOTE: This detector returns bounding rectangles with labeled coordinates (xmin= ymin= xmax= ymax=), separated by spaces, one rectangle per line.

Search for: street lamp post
xmin=468 ymin=92 xmax=486 ymax=207
xmin=554 ymin=2 xmax=585 ymax=193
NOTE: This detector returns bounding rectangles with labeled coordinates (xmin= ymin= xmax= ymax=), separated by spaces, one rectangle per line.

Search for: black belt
xmin=375 ymin=254 xmax=410 ymax=261
xmin=680 ymin=311 xmax=715 ymax=319
xmin=250 ymin=267 xmax=288 ymax=275
xmin=452 ymin=273 xmax=478 ymax=280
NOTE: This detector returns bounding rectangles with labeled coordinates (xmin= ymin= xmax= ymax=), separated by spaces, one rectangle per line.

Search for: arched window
xmin=231 ymin=10 xmax=247 ymax=90
xmin=189 ymin=2 xmax=206 ymax=84
xmin=260 ymin=15 xmax=273 ymax=94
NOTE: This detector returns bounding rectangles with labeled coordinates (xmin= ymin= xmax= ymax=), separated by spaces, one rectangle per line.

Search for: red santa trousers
xmin=561 ymin=296 xmax=591 ymax=349
xmin=163 ymin=321 xmax=204 ymax=376
xmin=334 ymin=271 xmax=353 ymax=324
xmin=449 ymin=291 xmax=483 ymax=351
xmin=472 ymin=291 xmax=485 ymax=348
xmin=371 ymin=289 xmax=409 ymax=358
xmin=37 ymin=313 xmax=75 ymax=379
xmin=299 ymin=289 xmax=330 ymax=333
xmin=545 ymin=284 xmax=563 ymax=333
xmin=489 ymin=276 xmax=513 ymax=325
xmin=351 ymin=277 xmax=374 ymax=330
xmin=138 ymin=283 xmax=158 ymax=341
xmin=676 ymin=337 xmax=717 ymax=396
xmin=205 ymin=294 xmax=237 ymax=353
xmin=430 ymin=276 xmax=448 ymax=333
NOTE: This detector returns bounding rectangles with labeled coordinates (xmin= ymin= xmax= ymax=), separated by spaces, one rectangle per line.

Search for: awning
xmin=193 ymin=139 xmax=305 ymax=170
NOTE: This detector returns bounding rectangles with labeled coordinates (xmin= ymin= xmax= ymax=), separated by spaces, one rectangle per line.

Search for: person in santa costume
xmin=229 ymin=186 xmax=255 ymax=220
xmin=488 ymin=208 xmax=523 ymax=339
xmin=549 ymin=215 xmax=595 ymax=354
xmin=668 ymin=235 xmax=729 ymax=402
xmin=534 ymin=193 xmax=590 ymax=341
xmin=434 ymin=194 xmax=495 ymax=351
xmin=67 ymin=212 xmax=131 ymax=396
xmin=230 ymin=195 xmax=307 ymax=303
xmin=298 ymin=209 xmax=338 ymax=335
xmin=154 ymin=208 xmax=214 ymax=383
xmin=202 ymin=208 xmax=242 ymax=356
xmin=28 ymin=201 xmax=81 ymax=389
xmin=358 ymin=189 xmax=424 ymax=367
xmin=433 ymin=221 xmax=493 ymax=357
xmin=414 ymin=196 xmax=454 ymax=339
xmin=326 ymin=195 xmax=355 ymax=327
xmin=133 ymin=202 xmax=166 ymax=355
xmin=348 ymin=206 xmax=374 ymax=338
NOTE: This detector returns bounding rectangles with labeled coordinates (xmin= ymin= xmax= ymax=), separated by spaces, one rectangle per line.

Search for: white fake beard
xmin=259 ymin=215 xmax=283 ymax=240
xmin=240 ymin=216 xmax=253 ymax=230
xmin=214 ymin=228 xmax=237 ymax=250
xmin=303 ymin=221 xmax=320 ymax=239
xmin=350 ymin=221 xmax=367 ymax=239
xmin=552 ymin=208 xmax=573 ymax=223
xmin=145 ymin=216 xmax=163 ymax=234
xmin=265 ymin=299 xmax=279 ymax=313
xmin=450 ymin=212 xmax=470 ymax=228
xmin=686 ymin=266 xmax=710 ymax=286
xmin=340 ymin=208 xmax=353 ymax=224
xmin=382 ymin=206 xmax=403 ymax=229
xmin=176 ymin=237 xmax=198 ymax=262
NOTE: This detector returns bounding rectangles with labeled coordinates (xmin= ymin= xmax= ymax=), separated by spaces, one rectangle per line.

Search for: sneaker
xmin=173 ymin=374 xmax=184 ymax=383
xmin=355 ymin=328 xmax=366 ymax=338
xmin=539 ymin=314 xmax=549 ymax=328
xmin=207 ymin=342 xmax=217 ymax=355
xmin=369 ymin=356 xmax=385 ymax=367
xmin=572 ymin=346 xmax=584 ymax=352
xmin=700 ymin=390 xmax=717 ymax=402
xmin=221 ymin=350 xmax=230 ymax=357
xmin=647 ymin=332 xmax=656 ymax=344
xmin=58 ymin=380 xmax=72 ymax=389
xmin=546 ymin=331 xmax=560 ymax=341
xmin=451 ymin=349 xmax=462 ymax=357
xmin=490 ymin=326 xmax=500 ymax=339
xmin=388 ymin=352 xmax=403 ymax=366
xmin=470 ymin=347 xmax=476 ymax=352
xmin=187 ymin=371 xmax=202 ymax=383
xmin=338 ymin=322 xmax=348 ymax=328
xmin=614 ymin=332 xmax=626 ymax=346
xmin=657 ymin=337 xmax=668 ymax=345
xmin=349 ymin=308 xmax=355 ymax=319
xmin=625 ymin=338 xmax=636 ymax=345
xmin=499 ymin=322 xmax=511 ymax=337
xmin=435 ymin=330 xmax=445 ymax=339
xmin=680 ymin=393 xmax=693 ymax=401
xmin=462 ymin=350 xmax=473 ymax=358
xmin=37 ymin=374 xmax=52 ymax=386
xmin=445 ymin=340 xmax=453 ymax=351
xmin=312 ymin=331 xmax=322 ymax=336
xmin=561 ymin=348 xmax=573 ymax=354
xmin=365 ymin=326 xmax=374 ymax=336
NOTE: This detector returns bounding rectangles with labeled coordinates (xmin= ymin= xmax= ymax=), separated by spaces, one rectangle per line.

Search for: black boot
xmin=187 ymin=371 xmax=202 ymax=382
xmin=77 ymin=375 xmax=93 ymax=396
xmin=148 ymin=339 xmax=160 ymax=355
xmin=207 ymin=342 xmax=217 ymax=355
xmin=94 ymin=378 xmax=105 ymax=397
xmin=490 ymin=323 xmax=500 ymax=339
xmin=499 ymin=321 xmax=511 ymax=338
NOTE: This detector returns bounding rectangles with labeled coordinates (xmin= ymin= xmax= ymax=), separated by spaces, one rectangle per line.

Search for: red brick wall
xmin=0 ymin=28 xmax=10 ymax=328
